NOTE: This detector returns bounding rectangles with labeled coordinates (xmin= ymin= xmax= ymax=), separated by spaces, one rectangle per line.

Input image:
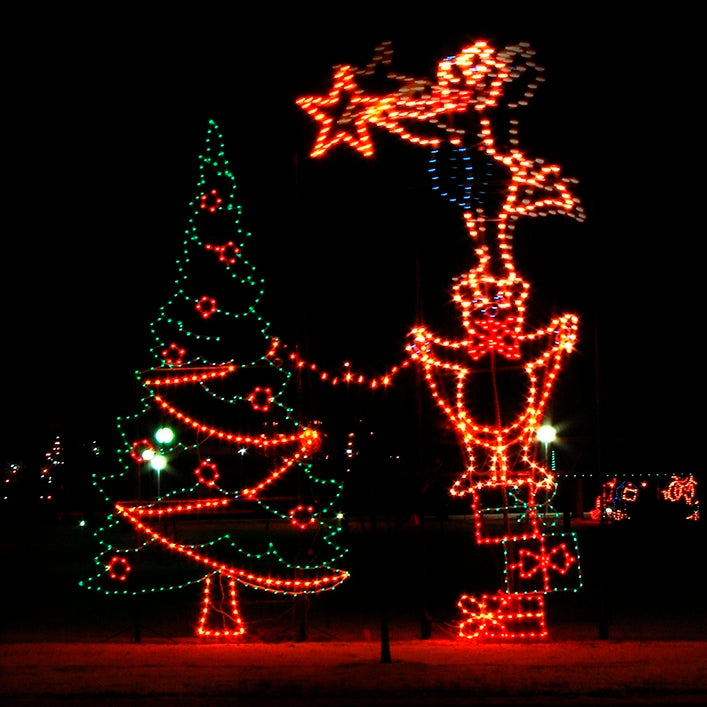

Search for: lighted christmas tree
xmin=296 ymin=39 xmax=584 ymax=639
xmin=80 ymin=119 xmax=348 ymax=638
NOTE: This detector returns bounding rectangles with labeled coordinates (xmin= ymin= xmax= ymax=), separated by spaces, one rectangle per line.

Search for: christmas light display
xmin=663 ymin=475 xmax=699 ymax=506
xmin=298 ymin=40 xmax=585 ymax=639
xmin=590 ymin=474 xmax=700 ymax=522
xmin=2 ymin=437 xmax=64 ymax=506
xmin=80 ymin=120 xmax=348 ymax=638
xmin=39 ymin=435 xmax=62 ymax=502
xmin=663 ymin=475 xmax=700 ymax=521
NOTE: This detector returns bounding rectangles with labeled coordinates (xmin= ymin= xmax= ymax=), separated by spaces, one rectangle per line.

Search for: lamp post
xmin=133 ymin=427 xmax=172 ymax=645
xmin=148 ymin=452 xmax=168 ymax=497
xmin=536 ymin=423 xmax=557 ymax=470
xmin=536 ymin=424 xmax=557 ymax=520
xmin=142 ymin=426 xmax=174 ymax=498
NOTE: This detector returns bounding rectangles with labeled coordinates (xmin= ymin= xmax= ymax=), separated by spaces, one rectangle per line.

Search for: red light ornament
xmin=205 ymin=240 xmax=240 ymax=265
xmin=289 ymin=504 xmax=317 ymax=529
xmin=199 ymin=189 xmax=222 ymax=212
xmin=107 ymin=556 xmax=131 ymax=582
xmin=161 ymin=343 xmax=186 ymax=367
xmin=196 ymin=296 xmax=218 ymax=319
xmin=194 ymin=460 xmax=219 ymax=488
xmin=247 ymin=386 xmax=273 ymax=412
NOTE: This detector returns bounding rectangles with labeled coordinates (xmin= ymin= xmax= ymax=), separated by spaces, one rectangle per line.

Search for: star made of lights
xmin=296 ymin=63 xmax=393 ymax=158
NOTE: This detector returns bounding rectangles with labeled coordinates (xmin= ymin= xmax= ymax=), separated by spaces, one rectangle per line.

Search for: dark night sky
xmin=3 ymin=9 xmax=699 ymax=478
